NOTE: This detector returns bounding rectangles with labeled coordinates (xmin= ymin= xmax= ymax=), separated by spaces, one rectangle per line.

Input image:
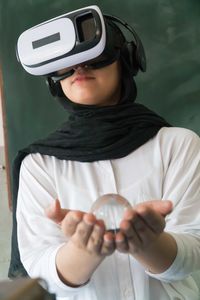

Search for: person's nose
xmin=73 ymin=64 xmax=90 ymax=73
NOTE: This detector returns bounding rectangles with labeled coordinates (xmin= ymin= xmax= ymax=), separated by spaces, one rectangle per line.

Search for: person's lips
xmin=72 ymin=75 xmax=95 ymax=83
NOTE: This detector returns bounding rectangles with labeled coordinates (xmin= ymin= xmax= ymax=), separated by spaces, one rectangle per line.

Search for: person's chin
xmin=75 ymin=99 xmax=100 ymax=106
xmin=73 ymin=94 xmax=101 ymax=106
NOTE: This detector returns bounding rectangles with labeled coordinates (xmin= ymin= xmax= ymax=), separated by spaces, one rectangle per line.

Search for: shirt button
xmin=123 ymin=288 xmax=133 ymax=299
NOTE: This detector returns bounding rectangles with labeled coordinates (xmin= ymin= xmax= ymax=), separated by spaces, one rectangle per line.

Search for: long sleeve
xmin=146 ymin=128 xmax=200 ymax=286
xmin=16 ymin=154 xmax=90 ymax=298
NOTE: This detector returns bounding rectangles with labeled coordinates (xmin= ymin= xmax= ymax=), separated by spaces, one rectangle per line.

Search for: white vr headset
xmin=16 ymin=5 xmax=146 ymax=79
xmin=17 ymin=5 xmax=107 ymax=76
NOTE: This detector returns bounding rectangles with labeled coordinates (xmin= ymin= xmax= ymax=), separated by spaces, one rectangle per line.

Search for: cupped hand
xmin=115 ymin=200 xmax=173 ymax=255
xmin=45 ymin=199 xmax=115 ymax=257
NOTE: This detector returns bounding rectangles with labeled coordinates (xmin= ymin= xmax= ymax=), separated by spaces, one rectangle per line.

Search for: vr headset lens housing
xmin=16 ymin=6 xmax=117 ymax=76
xmin=51 ymin=50 xmax=121 ymax=82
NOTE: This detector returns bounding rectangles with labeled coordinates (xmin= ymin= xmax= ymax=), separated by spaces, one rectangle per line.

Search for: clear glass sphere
xmin=90 ymin=193 xmax=131 ymax=232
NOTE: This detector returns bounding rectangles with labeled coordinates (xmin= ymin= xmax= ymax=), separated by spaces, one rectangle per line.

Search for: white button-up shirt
xmin=17 ymin=127 xmax=200 ymax=300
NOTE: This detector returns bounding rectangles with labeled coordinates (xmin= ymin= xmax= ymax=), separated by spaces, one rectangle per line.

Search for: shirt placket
xmin=98 ymin=160 xmax=118 ymax=195
xmin=98 ymin=160 xmax=135 ymax=300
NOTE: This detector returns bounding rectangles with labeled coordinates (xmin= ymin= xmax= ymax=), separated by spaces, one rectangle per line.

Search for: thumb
xmin=45 ymin=199 xmax=70 ymax=223
xmin=137 ymin=200 xmax=173 ymax=217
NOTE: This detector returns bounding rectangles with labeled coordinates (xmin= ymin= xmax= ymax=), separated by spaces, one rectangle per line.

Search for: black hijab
xmin=8 ymin=60 xmax=171 ymax=278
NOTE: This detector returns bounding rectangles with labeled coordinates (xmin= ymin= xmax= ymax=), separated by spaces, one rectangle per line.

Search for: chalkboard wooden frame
xmin=0 ymin=65 xmax=12 ymax=208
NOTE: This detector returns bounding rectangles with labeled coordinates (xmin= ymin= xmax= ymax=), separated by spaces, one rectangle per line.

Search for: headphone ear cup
xmin=125 ymin=42 xmax=139 ymax=76
xmin=104 ymin=14 xmax=146 ymax=75
xmin=124 ymin=41 xmax=146 ymax=76
xmin=46 ymin=77 xmax=65 ymax=97
xmin=136 ymin=41 xmax=146 ymax=73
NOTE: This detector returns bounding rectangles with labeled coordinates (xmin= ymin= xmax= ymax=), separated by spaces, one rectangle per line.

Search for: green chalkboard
xmin=0 ymin=0 xmax=200 ymax=189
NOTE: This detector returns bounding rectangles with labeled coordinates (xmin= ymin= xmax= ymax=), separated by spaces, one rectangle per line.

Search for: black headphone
xmin=105 ymin=14 xmax=146 ymax=75
xmin=47 ymin=14 xmax=146 ymax=97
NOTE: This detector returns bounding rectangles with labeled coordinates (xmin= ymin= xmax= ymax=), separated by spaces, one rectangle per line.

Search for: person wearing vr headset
xmin=9 ymin=5 xmax=200 ymax=300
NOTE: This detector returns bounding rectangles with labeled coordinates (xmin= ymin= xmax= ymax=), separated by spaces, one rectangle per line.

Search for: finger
xmin=123 ymin=208 xmax=137 ymax=221
xmin=122 ymin=210 xmax=160 ymax=248
xmin=135 ymin=206 xmax=166 ymax=234
xmin=132 ymin=216 xmax=156 ymax=246
xmin=45 ymin=199 xmax=70 ymax=223
xmin=72 ymin=213 xmax=96 ymax=247
xmin=136 ymin=200 xmax=173 ymax=217
xmin=120 ymin=219 xmax=142 ymax=250
xmin=101 ymin=232 xmax=115 ymax=256
xmin=61 ymin=210 xmax=84 ymax=236
xmin=115 ymin=231 xmax=129 ymax=253
xmin=87 ymin=224 xmax=105 ymax=254
xmin=121 ymin=209 xmax=142 ymax=242
xmin=95 ymin=219 xmax=106 ymax=230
